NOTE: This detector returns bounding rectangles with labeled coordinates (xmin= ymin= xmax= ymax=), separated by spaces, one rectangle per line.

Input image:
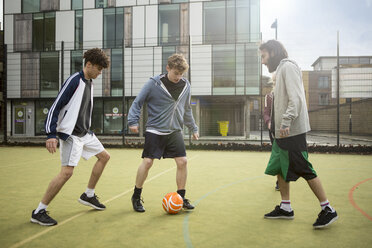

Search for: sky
xmin=261 ymin=0 xmax=372 ymax=73
xmin=1 ymin=0 xmax=371 ymax=72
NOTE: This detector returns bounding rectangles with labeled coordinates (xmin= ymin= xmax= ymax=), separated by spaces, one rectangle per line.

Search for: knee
xmin=143 ymin=158 xmax=154 ymax=170
xmin=176 ymin=157 xmax=187 ymax=168
xmin=61 ymin=170 xmax=73 ymax=180
xmin=99 ymin=151 xmax=110 ymax=163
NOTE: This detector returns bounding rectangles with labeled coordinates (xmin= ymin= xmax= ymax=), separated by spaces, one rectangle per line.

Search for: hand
xmin=268 ymin=123 xmax=271 ymax=130
xmin=46 ymin=138 xmax=58 ymax=154
xmin=192 ymin=132 xmax=199 ymax=140
xmin=279 ymin=126 xmax=290 ymax=138
xmin=129 ymin=125 xmax=139 ymax=134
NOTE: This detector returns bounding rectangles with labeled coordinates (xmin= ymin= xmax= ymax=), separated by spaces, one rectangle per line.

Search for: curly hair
xmin=84 ymin=48 xmax=110 ymax=68
xmin=168 ymin=54 xmax=189 ymax=73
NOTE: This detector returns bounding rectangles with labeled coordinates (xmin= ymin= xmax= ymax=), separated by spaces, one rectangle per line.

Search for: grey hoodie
xmin=273 ymin=59 xmax=311 ymax=138
xmin=128 ymin=75 xmax=198 ymax=134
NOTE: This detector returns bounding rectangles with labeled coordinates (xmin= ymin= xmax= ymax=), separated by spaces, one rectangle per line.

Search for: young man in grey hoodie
xmin=260 ymin=40 xmax=338 ymax=229
xmin=128 ymin=54 xmax=199 ymax=212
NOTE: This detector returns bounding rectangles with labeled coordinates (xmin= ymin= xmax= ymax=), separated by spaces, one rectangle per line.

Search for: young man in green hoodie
xmin=128 ymin=54 xmax=199 ymax=213
xmin=260 ymin=40 xmax=338 ymax=229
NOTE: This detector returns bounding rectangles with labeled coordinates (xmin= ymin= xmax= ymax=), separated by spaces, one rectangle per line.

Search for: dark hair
xmin=259 ymin=40 xmax=288 ymax=72
xmin=84 ymin=48 xmax=110 ymax=68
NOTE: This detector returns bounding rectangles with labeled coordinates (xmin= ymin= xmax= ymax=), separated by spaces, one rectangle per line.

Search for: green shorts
xmin=265 ymin=140 xmax=317 ymax=182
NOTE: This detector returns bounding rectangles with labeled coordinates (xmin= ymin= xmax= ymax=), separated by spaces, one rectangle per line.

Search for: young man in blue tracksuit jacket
xmin=128 ymin=54 xmax=199 ymax=212
xmin=30 ymin=48 xmax=111 ymax=226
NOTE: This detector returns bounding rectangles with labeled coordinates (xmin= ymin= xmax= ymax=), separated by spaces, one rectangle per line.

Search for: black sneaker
xmin=131 ymin=196 xmax=145 ymax=212
xmin=313 ymin=206 xmax=338 ymax=229
xmin=78 ymin=193 xmax=106 ymax=210
xmin=183 ymin=199 xmax=195 ymax=210
xmin=275 ymin=181 xmax=280 ymax=191
xmin=264 ymin=205 xmax=294 ymax=219
xmin=31 ymin=209 xmax=57 ymax=226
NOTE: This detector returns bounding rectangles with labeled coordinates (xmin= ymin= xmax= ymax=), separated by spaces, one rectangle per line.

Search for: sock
xmin=280 ymin=200 xmax=292 ymax=212
xmin=133 ymin=186 xmax=142 ymax=199
xmin=320 ymin=200 xmax=335 ymax=212
xmin=35 ymin=202 xmax=48 ymax=214
xmin=177 ymin=189 xmax=186 ymax=199
xmin=85 ymin=188 xmax=95 ymax=198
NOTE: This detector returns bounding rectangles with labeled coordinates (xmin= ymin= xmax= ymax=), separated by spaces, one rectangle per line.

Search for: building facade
xmin=4 ymin=0 xmax=260 ymax=138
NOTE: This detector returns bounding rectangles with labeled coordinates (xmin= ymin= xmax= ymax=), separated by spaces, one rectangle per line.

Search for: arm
xmin=183 ymin=90 xmax=199 ymax=139
xmin=44 ymin=78 xmax=79 ymax=152
xmin=127 ymin=80 xmax=153 ymax=132
xmin=263 ymin=93 xmax=272 ymax=127
xmin=280 ymin=63 xmax=303 ymax=137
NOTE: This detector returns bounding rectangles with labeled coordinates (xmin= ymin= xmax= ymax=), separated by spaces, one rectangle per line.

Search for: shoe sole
xmin=30 ymin=218 xmax=57 ymax=226
xmin=313 ymin=215 xmax=339 ymax=229
xmin=78 ymin=199 xmax=106 ymax=210
xmin=264 ymin=216 xmax=294 ymax=219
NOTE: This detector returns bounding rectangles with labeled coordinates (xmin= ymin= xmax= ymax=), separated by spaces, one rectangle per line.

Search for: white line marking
xmin=10 ymin=155 xmax=198 ymax=248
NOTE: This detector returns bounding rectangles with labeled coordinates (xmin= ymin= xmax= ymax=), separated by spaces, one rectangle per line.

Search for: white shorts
xmin=60 ymin=133 xmax=105 ymax=166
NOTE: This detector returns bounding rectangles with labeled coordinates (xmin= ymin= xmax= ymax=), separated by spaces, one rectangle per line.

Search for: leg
xmin=277 ymin=174 xmax=290 ymax=200
xmin=131 ymin=158 xmax=154 ymax=212
xmin=87 ymin=150 xmax=110 ymax=189
xmin=306 ymin=177 xmax=327 ymax=202
xmin=135 ymin=158 xmax=154 ymax=188
xmin=175 ymin=157 xmax=187 ymax=190
xmin=41 ymin=166 xmax=74 ymax=205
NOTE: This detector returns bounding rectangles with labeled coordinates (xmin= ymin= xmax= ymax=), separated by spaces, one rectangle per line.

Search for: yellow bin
xmin=217 ymin=121 xmax=229 ymax=136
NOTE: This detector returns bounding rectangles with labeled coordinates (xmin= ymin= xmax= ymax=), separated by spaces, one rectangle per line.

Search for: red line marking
xmin=348 ymin=178 xmax=372 ymax=221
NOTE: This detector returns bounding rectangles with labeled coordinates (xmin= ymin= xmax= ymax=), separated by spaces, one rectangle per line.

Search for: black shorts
xmin=142 ymin=131 xmax=186 ymax=159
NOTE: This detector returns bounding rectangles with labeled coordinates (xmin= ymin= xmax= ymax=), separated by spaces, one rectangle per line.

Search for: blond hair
xmin=167 ymin=54 xmax=189 ymax=73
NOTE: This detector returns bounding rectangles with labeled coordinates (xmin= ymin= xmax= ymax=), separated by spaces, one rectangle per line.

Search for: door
xmin=14 ymin=106 xmax=26 ymax=135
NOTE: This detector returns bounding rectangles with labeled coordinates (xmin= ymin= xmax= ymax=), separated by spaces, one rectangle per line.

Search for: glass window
xmin=159 ymin=4 xmax=180 ymax=45
xmin=23 ymin=0 xmax=40 ymax=13
xmin=116 ymin=8 xmax=124 ymax=47
xmin=104 ymin=8 xmax=124 ymax=48
xmin=91 ymin=99 xmax=103 ymax=134
xmin=44 ymin=12 xmax=56 ymax=51
xmin=339 ymin=58 xmax=348 ymax=65
xmin=104 ymin=100 xmax=123 ymax=134
xmin=75 ymin=10 xmax=83 ymax=49
xmin=360 ymin=58 xmax=369 ymax=64
xmin=104 ymin=8 xmax=115 ymax=48
xmin=111 ymin=49 xmax=123 ymax=96
xmin=319 ymin=94 xmax=329 ymax=105
xmin=250 ymin=0 xmax=260 ymax=42
xmin=236 ymin=0 xmax=250 ymax=42
xmin=96 ymin=0 xmax=116 ymax=8
xmin=318 ymin=76 xmax=329 ymax=89
xmin=40 ymin=52 xmax=59 ymax=97
xmin=35 ymin=100 xmax=53 ymax=135
xmin=32 ymin=12 xmax=55 ymax=51
xmin=245 ymin=46 xmax=259 ymax=94
xmin=204 ymin=1 xmax=225 ymax=44
xmin=162 ymin=46 xmax=176 ymax=74
xmin=71 ymin=50 xmax=83 ymax=74
xmin=212 ymin=45 xmax=235 ymax=90
xmin=172 ymin=0 xmax=188 ymax=3
xmin=32 ymin=13 xmax=44 ymax=51
xmin=226 ymin=0 xmax=235 ymax=43
xmin=72 ymin=0 xmax=83 ymax=10
xmin=348 ymin=58 xmax=359 ymax=64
